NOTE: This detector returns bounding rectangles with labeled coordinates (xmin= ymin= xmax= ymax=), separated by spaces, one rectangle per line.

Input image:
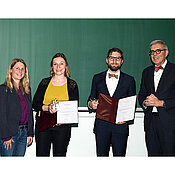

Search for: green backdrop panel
xmin=0 ymin=19 xmax=175 ymax=107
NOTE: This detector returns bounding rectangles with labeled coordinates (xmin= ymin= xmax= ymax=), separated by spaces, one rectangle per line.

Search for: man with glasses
xmin=138 ymin=40 xmax=175 ymax=156
xmin=88 ymin=48 xmax=136 ymax=156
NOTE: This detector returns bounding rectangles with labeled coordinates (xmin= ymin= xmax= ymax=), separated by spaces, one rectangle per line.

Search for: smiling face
xmin=150 ymin=43 xmax=168 ymax=66
xmin=106 ymin=51 xmax=123 ymax=73
xmin=52 ymin=57 xmax=66 ymax=76
xmin=11 ymin=62 xmax=25 ymax=83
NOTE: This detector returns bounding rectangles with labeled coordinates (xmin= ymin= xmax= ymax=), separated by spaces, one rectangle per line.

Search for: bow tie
xmin=154 ymin=66 xmax=164 ymax=72
xmin=108 ymin=73 xmax=118 ymax=79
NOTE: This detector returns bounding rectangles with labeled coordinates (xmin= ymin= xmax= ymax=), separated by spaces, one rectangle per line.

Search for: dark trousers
xmin=145 ymin=113 xmax=175 ymax=156
xmin=35 ymin=125 xmax=71 ymax=157
xmin=94 ymin=119 xmax=129 ymax=157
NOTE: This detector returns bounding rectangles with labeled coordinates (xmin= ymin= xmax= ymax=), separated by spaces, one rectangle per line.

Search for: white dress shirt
xmin=106 ymin=70 xmax=120 ymax=97
xmin=152 ymin=59 xmax=167 ymax=112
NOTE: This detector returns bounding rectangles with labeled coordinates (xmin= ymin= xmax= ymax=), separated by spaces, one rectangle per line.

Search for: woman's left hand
xmin=27 ymin=137 xmax=33 ymax=147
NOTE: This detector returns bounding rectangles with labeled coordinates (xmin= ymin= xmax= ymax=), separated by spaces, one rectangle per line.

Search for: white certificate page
xmin=57 ymin=100 xmax=79 ymax=124
xmin=115 ymin=95 xmax=136 ymax=123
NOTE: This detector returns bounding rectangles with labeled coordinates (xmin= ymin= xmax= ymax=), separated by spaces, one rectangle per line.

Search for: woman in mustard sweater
xmin=33 ymin=53 xmax=79 ymax=156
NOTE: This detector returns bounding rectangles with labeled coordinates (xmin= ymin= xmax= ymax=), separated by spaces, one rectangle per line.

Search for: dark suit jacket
xmin=0 ymin=84 xmax=34 ymax=139
xmin=88 ymin=70 xmax=136 ymax=133
xmin=138 ymin=61 xmax=175 ymax=131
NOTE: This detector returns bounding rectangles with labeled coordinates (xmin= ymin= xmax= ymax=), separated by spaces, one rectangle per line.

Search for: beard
xmin=108 ymin=63 xmax=121 ymax=72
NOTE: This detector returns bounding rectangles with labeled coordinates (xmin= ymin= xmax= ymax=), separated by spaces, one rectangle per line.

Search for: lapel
xmin=113 ymin=71 xmax=124 ymax=96
xmin=11 ymin=87 xmax=22 ymax=112
xmin=149 ymin=65 xmax=155 ymax=93
xmin=156 ymin=61 xmax=171 ymax=94
xmin=112 ymin=71 xmax=125 ymax=97
xmin=25 ymin=93 xmax=32 ymax=109
xmin=12 ymin=87 xmax=31 ymax=112
xmin=103 ymin=71 xmax=110 ymax=96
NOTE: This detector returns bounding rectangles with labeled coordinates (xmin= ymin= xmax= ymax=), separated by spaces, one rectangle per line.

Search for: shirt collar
xmin=155 ymin=59 xmax=167 ymax=69
xmin=107 ymin=70 xmax=120 ymax=76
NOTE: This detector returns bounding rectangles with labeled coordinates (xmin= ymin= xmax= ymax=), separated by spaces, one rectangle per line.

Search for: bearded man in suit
xmin=88 ymin=48 xmax=136 ymax=156
xmin=138 ymin=40 xmax=175 ymax=156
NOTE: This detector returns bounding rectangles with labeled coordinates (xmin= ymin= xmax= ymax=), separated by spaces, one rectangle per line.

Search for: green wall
xmin=0 ymin=19 xmax=175 ymax=107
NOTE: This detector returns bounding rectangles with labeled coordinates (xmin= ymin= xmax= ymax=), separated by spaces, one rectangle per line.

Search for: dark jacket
xmin=138 ymin=61 xmax=175 ymax=131
xmin=88 ymin=71 xmax=136 ymax=112
xmin=0 ymin=84 xmax=34 ymax=139
xmin=88 ymin=70 xmax=136 ymax=134
xmin=32 ymin=77 xmax=79 ymax=129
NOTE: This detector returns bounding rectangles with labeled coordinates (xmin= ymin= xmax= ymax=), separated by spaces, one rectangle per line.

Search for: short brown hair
xmin=107 ymin=48 xmax=124 ymax=60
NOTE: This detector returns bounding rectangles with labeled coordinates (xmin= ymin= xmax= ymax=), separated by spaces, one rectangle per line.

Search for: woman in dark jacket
xmin=33 ymin=53 xmax=79 ymax=157
xmin=0 ymin=58 xmax=34 ymax=156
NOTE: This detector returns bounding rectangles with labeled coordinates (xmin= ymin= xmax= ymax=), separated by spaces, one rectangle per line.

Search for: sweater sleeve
xmin=32 ymin=78 xmax=49 ymax=111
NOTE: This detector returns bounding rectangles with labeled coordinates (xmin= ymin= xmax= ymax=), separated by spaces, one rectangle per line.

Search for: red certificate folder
xmin=95 ymin=93 xmax=119 ymax=124
xmin=39 ymin=111 xmax=57 ymax=131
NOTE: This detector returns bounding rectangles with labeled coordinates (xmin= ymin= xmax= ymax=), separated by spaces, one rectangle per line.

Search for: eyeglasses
xmin=108 ymin=56 xmax=122 ymax=61
xmin=149 ymin=49 xmax=167 ymax=56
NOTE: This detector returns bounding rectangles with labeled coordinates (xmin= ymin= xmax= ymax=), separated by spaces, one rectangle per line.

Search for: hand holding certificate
xmin=96 ymin=94 xmax=136 ymax=124
xmin=57 ymin=100 xmax=79 ymax=124
xmin=40 ymin=100 xmax=78 ymax=131
xmin=116 ymin=95 xmax=136 ymax=123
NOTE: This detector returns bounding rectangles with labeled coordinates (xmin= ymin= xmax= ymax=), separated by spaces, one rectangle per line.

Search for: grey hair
xmin=150 ymin=40 xmax=168 ymax=50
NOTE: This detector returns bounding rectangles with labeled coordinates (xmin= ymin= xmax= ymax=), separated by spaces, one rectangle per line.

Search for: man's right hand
xmin=88 ymin=100 xmax=99 ymax=110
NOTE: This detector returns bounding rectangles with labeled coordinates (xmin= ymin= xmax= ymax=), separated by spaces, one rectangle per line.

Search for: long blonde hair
xmin=5 ymin=58 xmax=30 ymax=94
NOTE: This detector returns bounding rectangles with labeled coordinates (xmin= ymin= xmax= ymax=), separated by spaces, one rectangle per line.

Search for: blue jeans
xmin=0 ymin=125 xmax=28 ymax=157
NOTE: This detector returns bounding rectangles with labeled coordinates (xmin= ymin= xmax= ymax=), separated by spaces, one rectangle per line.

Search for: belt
xmin=19 ymin=125 xmax=28 ymax=129
xmin=152 ymin=112 xmax=159 ymax=116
